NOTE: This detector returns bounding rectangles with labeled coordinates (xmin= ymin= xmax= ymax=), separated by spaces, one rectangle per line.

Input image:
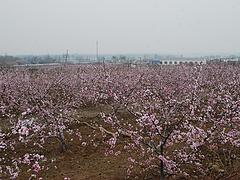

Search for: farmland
xmin=1 ymin=64 xmax=240 ymax=179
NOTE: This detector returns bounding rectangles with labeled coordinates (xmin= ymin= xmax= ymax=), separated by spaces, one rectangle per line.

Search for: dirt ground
xmin=3 ymin=106 xmax=240 ymax=180
xmin=13 ymin=107 xmax=149 ymax=180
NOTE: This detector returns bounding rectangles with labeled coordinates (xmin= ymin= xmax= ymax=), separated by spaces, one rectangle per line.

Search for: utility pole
xmin=65 ymin=49 xmax=69 ymax=64
xmin=96 ymin=41 xmax=99 ymax=62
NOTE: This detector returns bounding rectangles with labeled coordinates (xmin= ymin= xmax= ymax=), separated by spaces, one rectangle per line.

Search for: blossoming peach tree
xmin=0 ymin=66 xmax=102 ymax=179
xmin=101 ymin=64 xmax=240 ymax=179
xmin=1 ymin=64 xmax=240 ymax=179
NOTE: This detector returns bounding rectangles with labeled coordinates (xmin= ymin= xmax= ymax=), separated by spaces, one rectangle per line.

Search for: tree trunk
xmin=58 ymin=130 xmax=67 ymax=152
xmin=160 ymin=144 xmax=165 ymax=180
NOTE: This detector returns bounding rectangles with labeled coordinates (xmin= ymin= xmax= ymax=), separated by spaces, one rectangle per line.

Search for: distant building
xmin=151 ymin=59 xmax=206 ymax=65
xmin=151 ymin=60 xmax=161 ymax=65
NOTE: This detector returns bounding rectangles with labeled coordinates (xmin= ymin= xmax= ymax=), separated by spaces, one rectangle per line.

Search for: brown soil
xmin=3 ymin=106 xmax=240 ymax=180
xmin=11 ymin=107 xmax=147 ymax=180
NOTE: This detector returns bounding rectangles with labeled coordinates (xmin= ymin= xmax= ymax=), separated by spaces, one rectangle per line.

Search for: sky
xmin=0 ymin=0 xmax=240 ymax=55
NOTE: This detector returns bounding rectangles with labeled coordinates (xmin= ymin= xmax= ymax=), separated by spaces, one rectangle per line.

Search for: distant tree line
xmin=23 ymin=55 xmax=61 ymax=64
xmin=0 ymin=55 xmax=62 ymax=67
xmin=0 ymin=55 xmax=22 ymax=66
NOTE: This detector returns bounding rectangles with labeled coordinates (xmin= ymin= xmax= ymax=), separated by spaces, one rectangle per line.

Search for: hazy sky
xmin=0 ymin=0 xmax=240 ymax=55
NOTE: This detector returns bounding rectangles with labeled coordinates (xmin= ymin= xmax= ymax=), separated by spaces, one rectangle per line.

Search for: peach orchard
xmin=0 ymin=64 xmax=240 ymax=179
